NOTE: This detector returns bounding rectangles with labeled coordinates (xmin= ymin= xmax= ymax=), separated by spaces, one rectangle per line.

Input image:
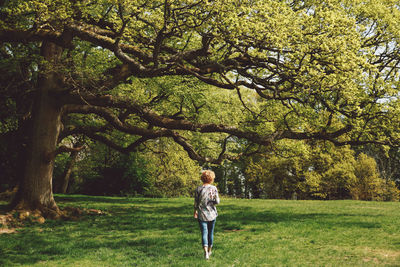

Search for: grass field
xmin=0 ymin=195 xmax=399 ymax=266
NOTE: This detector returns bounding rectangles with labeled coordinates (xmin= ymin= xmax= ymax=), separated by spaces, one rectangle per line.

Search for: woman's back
xmin=194 ymin=184 xmax=220 ymax=221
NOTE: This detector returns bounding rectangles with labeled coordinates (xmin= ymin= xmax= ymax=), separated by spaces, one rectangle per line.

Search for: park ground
xmin=0 ymin=196 xmax=399 ymax=266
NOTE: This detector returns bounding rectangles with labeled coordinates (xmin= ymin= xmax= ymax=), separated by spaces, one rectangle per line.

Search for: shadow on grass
xmin=55 ymin=195 xmax=149 ymax=204
xmin=218 ymin=204 xmax=381 ymax=231
xmin=0 ymin=196 xmax=385 ymax=266
xmin=0 ymin=196 xmax=199 ymax=265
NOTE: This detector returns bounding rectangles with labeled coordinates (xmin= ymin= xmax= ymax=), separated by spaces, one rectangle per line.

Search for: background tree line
xmin=47 ymin=136 xmax=400 ymax=200
xmin=3 ymin=96 xmax=399 ymax=201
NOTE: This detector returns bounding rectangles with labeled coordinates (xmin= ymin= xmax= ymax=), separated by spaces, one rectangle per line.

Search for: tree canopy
xmin=2 ymin=0 xmax=400 ymax=152
xmin=1 ymin=0 xmax=400 ymax=214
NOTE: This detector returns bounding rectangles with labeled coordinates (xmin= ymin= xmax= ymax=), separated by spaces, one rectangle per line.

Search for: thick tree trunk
xmin=10 ymin=41 xmax=64 ymax=217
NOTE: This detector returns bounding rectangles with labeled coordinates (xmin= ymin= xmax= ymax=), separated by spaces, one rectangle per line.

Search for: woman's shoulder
xmin=195 ymin=184 xmax=217 ymax=191
xmin=195 ymin=185 xmax=204 ymax=192
xmin=210 ymin=185 xmax=218 ymax=191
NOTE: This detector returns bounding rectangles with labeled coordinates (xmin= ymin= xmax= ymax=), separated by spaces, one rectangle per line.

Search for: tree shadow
xmin=55 ymin=195 xmax=146 ymax=204
xmin=217 ymin=204 xmax=381 ymax=231
xmin=0 ymin=196 xmax=200 ymax=265
xmin=0 ymin=197 xmax=386 ymax=266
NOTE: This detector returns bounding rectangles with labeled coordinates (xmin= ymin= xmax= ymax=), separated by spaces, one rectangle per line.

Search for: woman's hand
xmin=194 ymin=210 xmax=198 ymax=219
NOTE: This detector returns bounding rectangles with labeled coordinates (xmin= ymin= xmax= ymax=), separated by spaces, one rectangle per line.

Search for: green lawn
xmin=0 ymin=195 xmax=399 ymax=266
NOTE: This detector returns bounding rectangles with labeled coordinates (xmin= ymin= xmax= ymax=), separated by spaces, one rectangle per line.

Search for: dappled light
xmin=1 ymin=196 xmax=399 ymax=266
xmin=1 ymin=0 xmax=400 ymax=265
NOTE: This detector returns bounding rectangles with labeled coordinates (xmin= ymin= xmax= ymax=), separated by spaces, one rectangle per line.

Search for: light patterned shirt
xmin=194 ymin=184 xmax=220 ymax=221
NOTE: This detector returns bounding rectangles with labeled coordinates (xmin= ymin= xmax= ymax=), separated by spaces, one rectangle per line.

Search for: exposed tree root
xmin=0 ymin=205 xmax=106 ymax=234
xmin=0 ymin=187 xmax=18 ymax=201
xmin=10 ymin=200 xmax=61 ymax=220
xmin=1 ymin=189 xmax=106 ymax=233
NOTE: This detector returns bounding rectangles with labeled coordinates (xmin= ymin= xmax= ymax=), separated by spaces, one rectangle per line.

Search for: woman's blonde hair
xmin=201 ymin=170 xmax=215 ymax=184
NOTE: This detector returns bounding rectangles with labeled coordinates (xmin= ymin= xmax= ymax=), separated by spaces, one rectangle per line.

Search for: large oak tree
xmin=1 ymin=0 xmax=400 ymax=216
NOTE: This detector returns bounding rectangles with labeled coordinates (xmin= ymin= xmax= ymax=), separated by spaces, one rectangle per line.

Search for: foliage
xmin=52 ymin=139 xmax=202 ymax=197
xmin=2 ymin=0 xmax=400 ymax=157
xmin=2 ymin=0 xmax=400 ymax=211
xmin=148 ymin=139 xmax=201 ymax=197
xmin=355 ymin=145 xmax=400 ymax=189
xmin=0 ymin=42 xmax=40 ymax=192
xmin=54 ymin=143 xmax=154 ymax=196
xmin=52 ymin=152 xmax=71 ymax=191
xmin=245 ymin=141 xmax=400 ymax=200
xmin=351 ymin=153 xmax=400 ymax=201
xmin=307 ymin=144 xmax=357 ymax=200
xmin=213 ymin=160 xmax=247 ymax=197
xmin=0 ymin=133 xmax=19 ymax=191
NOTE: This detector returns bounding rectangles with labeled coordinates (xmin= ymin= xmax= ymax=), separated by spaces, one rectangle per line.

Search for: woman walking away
xmin=194 ymin=170 xmax=220 ymax=260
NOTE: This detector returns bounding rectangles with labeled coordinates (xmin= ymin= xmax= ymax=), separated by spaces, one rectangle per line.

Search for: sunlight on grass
xmin=1 ymin=196 xmax=399 ymax=266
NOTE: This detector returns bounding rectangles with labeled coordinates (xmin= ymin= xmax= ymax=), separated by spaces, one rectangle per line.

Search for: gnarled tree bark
xmin=10 ymin=41 xmax=64 ymax=217
xmin=1 ymin=0 xmax=398 ymax=218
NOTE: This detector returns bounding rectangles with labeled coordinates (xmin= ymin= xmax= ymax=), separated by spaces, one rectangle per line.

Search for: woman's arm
xmin=194 ymin=188 xmax=199 ymax=218
xmin=213 ymin=187 xmax=220 ymax=205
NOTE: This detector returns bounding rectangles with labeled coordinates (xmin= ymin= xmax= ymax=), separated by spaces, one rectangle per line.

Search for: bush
xmin=78 ymin=153 xmax=153 ymax=196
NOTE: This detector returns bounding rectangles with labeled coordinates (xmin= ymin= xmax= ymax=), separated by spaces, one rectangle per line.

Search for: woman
xmin=194 ymin=170 xmax=220 ymax=260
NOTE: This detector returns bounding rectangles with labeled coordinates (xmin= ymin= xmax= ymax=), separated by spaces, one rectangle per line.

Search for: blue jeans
xmin=198 ymin=219 xmax=216 ymax=247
